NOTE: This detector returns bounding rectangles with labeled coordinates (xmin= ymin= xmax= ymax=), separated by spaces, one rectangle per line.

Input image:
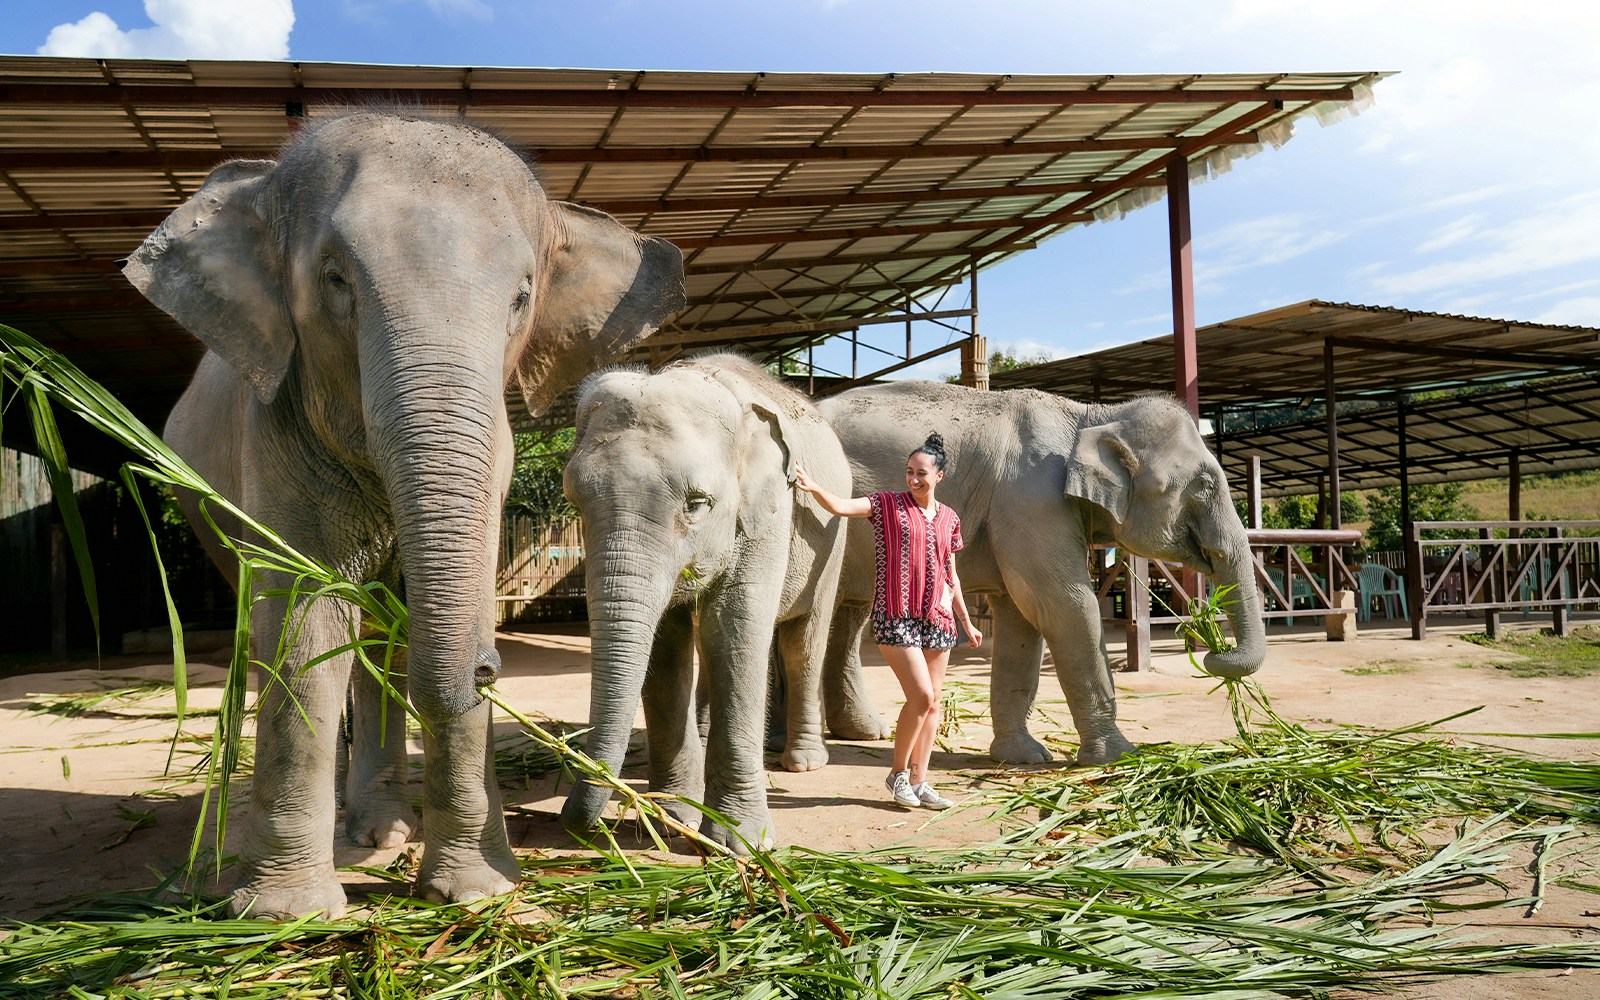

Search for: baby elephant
xmin=559 ymin=354 xmax=850 ymax=853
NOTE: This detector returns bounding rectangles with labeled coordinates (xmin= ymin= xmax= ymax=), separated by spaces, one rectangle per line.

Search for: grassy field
xmin=1459 ymin=469 xmax=1600 ymax=522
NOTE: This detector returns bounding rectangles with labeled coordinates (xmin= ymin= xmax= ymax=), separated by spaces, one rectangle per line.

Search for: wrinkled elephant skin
xmin=126 ymin=111 xmax=684 ymax=917
xmin=559 ymin=354 xmax=849 ymax=854
xmin=819 ymin=383 xmax=1266 ymax=766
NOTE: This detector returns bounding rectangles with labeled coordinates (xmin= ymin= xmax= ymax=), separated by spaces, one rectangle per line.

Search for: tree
xmin=505 ymin=427 xmax=577 ymax=524
xmin=1363 ymin=482 xmax=1477 ymax=551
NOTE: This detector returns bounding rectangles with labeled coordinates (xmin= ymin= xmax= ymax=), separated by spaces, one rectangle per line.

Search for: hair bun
xmin=923 ymin=431 xmax=946 ymax=453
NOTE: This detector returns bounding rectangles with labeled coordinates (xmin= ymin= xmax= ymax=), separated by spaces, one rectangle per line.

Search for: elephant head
xmin=1064 ymin=396 xmax=1265 ymax=677
xmin=122 ymin=112 xmax=685 ymax=722
xmin=558 ymin=356 xmax=804 ymax=840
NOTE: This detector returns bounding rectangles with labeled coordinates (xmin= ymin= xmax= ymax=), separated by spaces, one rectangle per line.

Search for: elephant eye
xmin=513 ymin=278 xmax=532 ymax=312
xmin=684 ymin=492 xmax=714 ymax=518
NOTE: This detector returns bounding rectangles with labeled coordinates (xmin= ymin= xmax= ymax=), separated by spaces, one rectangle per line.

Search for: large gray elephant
xmin=818 ymin=382 xmax=1265 ymax=765
xmin=558 ymin=354 xmax=849 ymax=853
xmin=124 ymin=111 xmax=684 ymax=918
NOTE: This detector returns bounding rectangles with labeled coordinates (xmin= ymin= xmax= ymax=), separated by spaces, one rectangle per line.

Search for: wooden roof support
xmin=1167 ymin=153 xmax=1198 ymax=420
xmin=0 ymin=133 xmax=1261 ymax=172
xmin=0 ymin=82 xmax=1360 ymax=110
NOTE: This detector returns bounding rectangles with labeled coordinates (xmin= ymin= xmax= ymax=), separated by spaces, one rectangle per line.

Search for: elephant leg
xmin=986 ymin=593 xmax=1054 ymax=764
xmin=777 ymin=612 xmax=828 ymax=772
xmin=414 ymin=698 xmax=520 ymax=904
xmin=764 ymin=638 xmax=787 ymax=754
xmin=1031 ymin=583 xmax=1135 ymax=766
xmin=641 ymin=603 xmax=705 ymax=830
xmin=230 ymin=596 xmax=357 ymax=920
xmin=822 ymin=603 xmax=889 ymax=740
xmin=344 ymin=650 xmax=419 ymax=848
xmin=698 ymin=587 xmax=780 ymax=854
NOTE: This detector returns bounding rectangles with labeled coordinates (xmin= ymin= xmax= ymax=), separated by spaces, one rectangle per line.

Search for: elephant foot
xmin=1074 ymin=731 xmax=1137 ymax=766
xmin=344 ymin=795 xmax=419 ymax=849
xmin=989 ymin=732 xmax=1055 ymax=764
xmin=229 ymin=871 xmax=348 ymax=920
xmin=826 ymin=707 xmax=890 ymax=742
xmin=415 ymin=846 xmax=520 ymax=905
xmin=702 ymin=811 xmax=774 ymax=856
xmin=780 ymin=739 xmax=828 ymax=773
xmin=656 ymin=793 xmax=707 ymax=831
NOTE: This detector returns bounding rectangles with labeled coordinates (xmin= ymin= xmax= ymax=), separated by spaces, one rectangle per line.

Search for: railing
xmin=496 ymin=516 xmax=586 ymax=624
xmin=1408 ymin=520 xmax=1600 ymax=639
xmin=1095 ymin=528 xmax=1363 ymax=669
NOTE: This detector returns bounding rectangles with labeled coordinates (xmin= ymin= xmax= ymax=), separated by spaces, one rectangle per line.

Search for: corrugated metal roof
xmin=991 ymin=300 xmax=1600 ymax=407
xmin=1220 ymin=376 xmax=1600 ymax=496
xmin=0 ymin=56 xmax=1383 ymax=469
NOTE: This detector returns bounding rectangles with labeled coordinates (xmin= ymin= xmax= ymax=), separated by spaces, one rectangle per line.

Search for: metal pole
xmin=807 ymin=341 xmax=815 ymax=396
xmin=1166 ymin=154 xmax=1199 ymax=421
xmin=1398 ymin=397 xmax=1424 ymax=639
xmin=1247 ymin=454 xmax=1263 ymax=530
xmin=851 ymin=328 xmax=858 ymax=378
xmin=1323 ymin=339 xmax=1341 ymax=529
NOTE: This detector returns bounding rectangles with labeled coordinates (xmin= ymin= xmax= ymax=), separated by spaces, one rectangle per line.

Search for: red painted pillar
xmin=1167 ymin=154 xmax=1199 ymax=421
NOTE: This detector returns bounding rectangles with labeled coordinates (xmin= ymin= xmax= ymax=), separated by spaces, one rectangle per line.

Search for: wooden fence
xmin=496 ymin=515 xmax=586 ymax=625
xmin=1408 ymin=520 xmax=1600 ymax=639
xmin=1095 ymin=528 xmax=1363 ymax=669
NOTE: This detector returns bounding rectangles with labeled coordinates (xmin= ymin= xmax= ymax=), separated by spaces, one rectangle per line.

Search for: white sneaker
xmin=885 ymin=769 xmax=919 ymax=808
xmin=913 ymin=781 xmax=953 ymax=810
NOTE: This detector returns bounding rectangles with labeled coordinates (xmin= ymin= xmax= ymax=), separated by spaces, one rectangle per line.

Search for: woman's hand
xmin=964 ymin=623 xmax=984 ymax=648
xmin=793 ymin=464 xmax=819 ymax=494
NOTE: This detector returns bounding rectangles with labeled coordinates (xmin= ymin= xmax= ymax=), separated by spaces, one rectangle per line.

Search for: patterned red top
xmin=868 ymin=491 xmax=965 ymax=630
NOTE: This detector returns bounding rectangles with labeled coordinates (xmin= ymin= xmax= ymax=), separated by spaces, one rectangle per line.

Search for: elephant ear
xmin=1064 ymin=420 xmax=1140 ymax=524
xmin=737 ymin=397 xmax=803 ymax=538
xmin=518 ymin=202 xmax=686 ymax=415
xmin=120 ymin=159 xmax=291 ymax=405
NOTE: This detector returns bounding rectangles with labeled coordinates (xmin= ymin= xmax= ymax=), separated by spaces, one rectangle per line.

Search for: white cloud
xmin=421 ymin=0 xmax=493 ymax=19
xmin=38 ymin=0 xmax=295 ymax=60
xmin=1532 ymin=297 xmax=1600 ymax=327
xmin=1414 ymin=213 xmax=1485 ymax=254
xmin=1369 ymin=191 xmax=1600 ymax=298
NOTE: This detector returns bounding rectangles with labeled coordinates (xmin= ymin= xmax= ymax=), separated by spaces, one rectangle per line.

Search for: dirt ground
xmin=2 ymin=613 xmax=1597 ymax=997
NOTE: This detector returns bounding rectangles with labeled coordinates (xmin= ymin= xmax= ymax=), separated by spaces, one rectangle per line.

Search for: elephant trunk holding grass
xmin=558 ymin=354 xmax=849 ymax=853
xmin=124 ymin=111 xmax=684 ymax=918
xmin=818 ymin=382 xmax=1265 ymax=765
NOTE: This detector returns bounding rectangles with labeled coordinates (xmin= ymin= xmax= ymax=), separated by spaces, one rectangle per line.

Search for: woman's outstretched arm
xmin=793 ymin=464 xmax=872 ymax=518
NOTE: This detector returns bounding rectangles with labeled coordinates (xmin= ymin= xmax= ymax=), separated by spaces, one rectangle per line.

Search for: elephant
xmin=816 ymin=382 xmax=1266 ymax=765
xmin=558 ymin=353 xmax=850 ymax=853
xmin=123 ymin=110 xmax=685 ymax=918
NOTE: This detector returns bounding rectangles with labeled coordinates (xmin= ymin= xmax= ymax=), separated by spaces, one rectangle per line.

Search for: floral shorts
xmin=872 ymin=615 xmax=957 ymax=650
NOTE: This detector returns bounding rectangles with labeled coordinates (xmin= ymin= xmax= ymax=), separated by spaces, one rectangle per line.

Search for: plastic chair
xmin=1263 ymin=567 xmax=1320 ymax=626
xmin=1356 ymin=564 xmax=1406 ymax=622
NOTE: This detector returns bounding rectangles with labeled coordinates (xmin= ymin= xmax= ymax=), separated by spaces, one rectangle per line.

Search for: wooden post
xmin=1323 ymin=339 xmax=1342 ymax=529
xmin=1247 ymin=454 xmax=1263 ymax=530
xmin=1509 ymin=448 xmax=1522 ymax=536
xmin=1480 ymin=526 xmax=1500 ymax=639
xmin=1167 ymin=154 xmax=1199 ymax=420
xmin=1409 ymin=518 xmax=1427 ymax=641
xmin=1552 ymin=525 xmax=1570 ymax=636
xmin=1126 ymin=554 xmax=1151 ymax=671
xmin=51 ymin=517 xmax=68 ymax=661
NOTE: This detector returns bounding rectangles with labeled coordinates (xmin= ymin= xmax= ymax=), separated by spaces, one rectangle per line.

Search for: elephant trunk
xmin=1200 ymin=534 xmax=1267 ymax=679
xmin=365 ymin=314 xmax=506 ymax=723
xmin=560 ymin=521 xmax=678 ymax=832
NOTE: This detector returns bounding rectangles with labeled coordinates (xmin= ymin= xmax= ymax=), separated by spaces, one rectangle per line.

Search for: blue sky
xmin=5 ymin=0 xmax=1598 ymax=381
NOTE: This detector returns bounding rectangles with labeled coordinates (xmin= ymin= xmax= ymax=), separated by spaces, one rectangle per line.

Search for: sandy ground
xmin=2 ymin=613 xmax=1597 ymax=997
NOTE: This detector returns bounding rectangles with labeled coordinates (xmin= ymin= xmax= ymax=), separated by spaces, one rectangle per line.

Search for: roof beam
xmin=0 ymin=133 xmax=1263 ymax=172
xmin=0 ymin=209 xmax=172 ymax=232
xmin=666 ymin=215 xmax=1081 ymax=250
xmin=0 ymin=82 xmax=1360 ymax=110
xmin=1324 ymin=333 xmax=1600 ymax=369
xmin=588 ymin=178 xmax=1160 ymax=217
xmin=683 ymin=242 xmax=1034 ymax=277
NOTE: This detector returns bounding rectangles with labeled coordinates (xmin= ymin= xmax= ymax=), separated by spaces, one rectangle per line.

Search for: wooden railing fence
xmin=496 ymin=515 xmax=586 ymax=625
xmin=1408 ymin=520 xmax=1600 ymax=639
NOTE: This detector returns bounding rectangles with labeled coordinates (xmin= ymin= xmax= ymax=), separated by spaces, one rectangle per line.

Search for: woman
xmin=794 ymin=432 xmax=983 ymax=810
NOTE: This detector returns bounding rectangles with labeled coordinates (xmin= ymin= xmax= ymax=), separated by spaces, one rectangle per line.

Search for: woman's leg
xmin=877 ymin=643 xmax=937 ymax=773
xmin=908 ymin=646 xmax=951 ymax=784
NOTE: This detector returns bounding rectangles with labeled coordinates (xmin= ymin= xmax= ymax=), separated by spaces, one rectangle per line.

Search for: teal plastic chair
xmin=1264 ymin=567 xmax=1321 ymax=626
xmin=1357 ymin=564 xmax=1406 ymax=622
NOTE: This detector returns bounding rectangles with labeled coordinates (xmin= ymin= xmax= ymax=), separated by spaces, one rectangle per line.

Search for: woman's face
xmin=905 ymin=451 xmax=944 ymax=500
